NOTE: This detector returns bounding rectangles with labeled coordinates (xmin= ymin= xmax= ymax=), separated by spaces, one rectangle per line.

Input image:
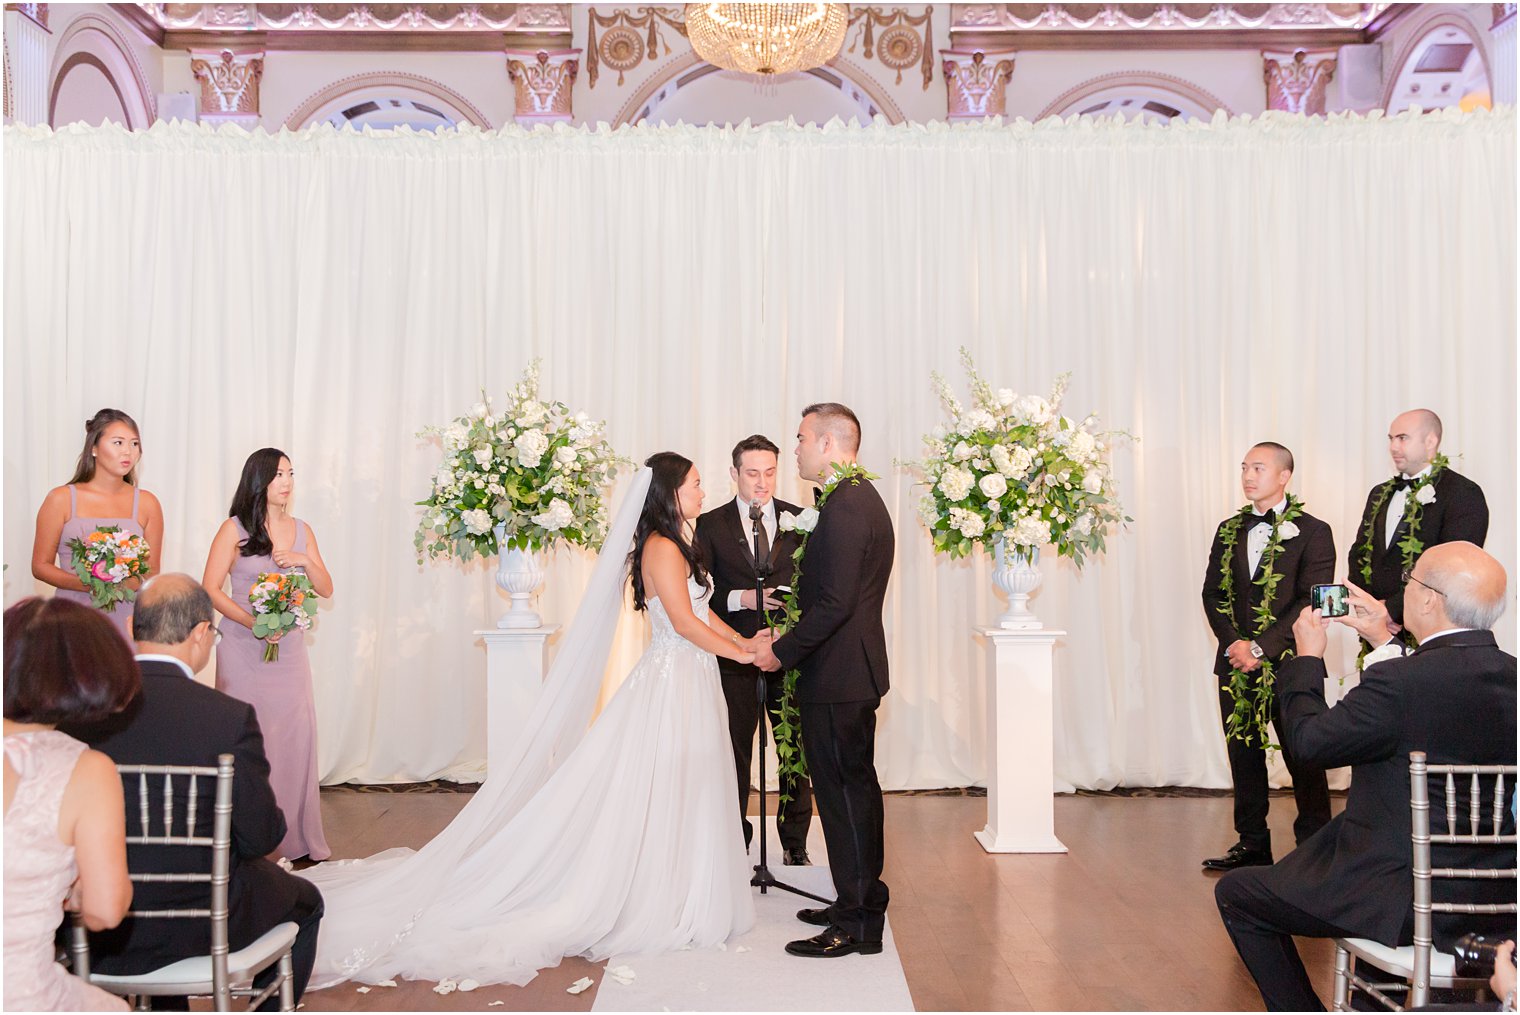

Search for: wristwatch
xmin=1248 ymin=641 xmax=1265 ymax=660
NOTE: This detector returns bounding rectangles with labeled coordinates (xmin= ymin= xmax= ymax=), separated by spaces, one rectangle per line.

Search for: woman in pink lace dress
xmin=30 ymin=409 xmax=166 ymax=643
xmin=4 ymin=598 xmax=138 ymax=1011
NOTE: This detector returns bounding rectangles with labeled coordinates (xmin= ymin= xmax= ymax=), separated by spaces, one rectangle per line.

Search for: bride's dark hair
xmin=628 ymin=451 xmax=709 ymax=612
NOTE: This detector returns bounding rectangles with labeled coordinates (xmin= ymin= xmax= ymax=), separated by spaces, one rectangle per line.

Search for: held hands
xmin=751 ymin=635 xmax=782 ymax=673
xmin=1333 ymin=581 xmax=1399 ymax=647
xmin=1292 ymin=606 xmax=1330 ymax=659
xmin=1226 ymin=639 xmax=1261 ymax=672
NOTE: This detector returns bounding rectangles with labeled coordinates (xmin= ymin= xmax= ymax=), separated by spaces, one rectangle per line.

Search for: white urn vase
xmin=493 ymin=524 xmax=545 ymax=629
xmin=992 ymin=539 xmax=1044 ymax=630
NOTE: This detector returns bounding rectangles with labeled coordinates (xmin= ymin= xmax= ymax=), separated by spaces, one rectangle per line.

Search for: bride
xmin=300 ymin=452 xmax=765 ymax=986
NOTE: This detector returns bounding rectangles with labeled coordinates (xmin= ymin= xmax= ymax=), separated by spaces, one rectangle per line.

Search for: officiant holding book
xmin=694 ymin=434 xmax=814 ymax=865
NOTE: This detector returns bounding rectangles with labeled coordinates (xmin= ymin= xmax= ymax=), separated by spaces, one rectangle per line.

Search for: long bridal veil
xmin=300 ymin=466 xmax=654 ymax=986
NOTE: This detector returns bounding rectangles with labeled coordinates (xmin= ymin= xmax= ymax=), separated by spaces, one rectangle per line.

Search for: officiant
xmin=695 ymin=434 xmax=814 ymax=864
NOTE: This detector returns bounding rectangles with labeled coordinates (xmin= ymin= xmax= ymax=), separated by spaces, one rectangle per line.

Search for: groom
xmin=755 ymin=402 xmax=894 ymax=959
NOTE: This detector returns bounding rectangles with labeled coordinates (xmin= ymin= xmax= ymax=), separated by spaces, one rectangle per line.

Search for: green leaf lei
xmin=768 ymin=461 xmax=878 ymax=810
xmin=1217 ymin=494 xmax=1305 ymax=749
xmin=1354 ymin=453 xmax=1449 ymax=585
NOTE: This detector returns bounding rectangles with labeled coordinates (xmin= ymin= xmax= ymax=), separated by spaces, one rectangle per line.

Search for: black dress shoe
xmin=796 ymin=907 xmax=833 ymax=927
xmin=783 ymin=847 xmax=811 ymax=866
xmin=785 ymin=927 xmax=883 ymax=958
xmin=1201 ymin=842 xmax=1273 ymax=871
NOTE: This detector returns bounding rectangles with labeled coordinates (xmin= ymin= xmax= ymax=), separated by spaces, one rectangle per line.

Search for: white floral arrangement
xmin=415 ymin=361 xmax=628 ymax=562
xmin=901 ymin=350 xmax=1130 ymax=564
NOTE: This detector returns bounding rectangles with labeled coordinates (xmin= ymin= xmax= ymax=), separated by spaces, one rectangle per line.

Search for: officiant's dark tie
xmin=750 ymin=502 xmax=769 ymax=566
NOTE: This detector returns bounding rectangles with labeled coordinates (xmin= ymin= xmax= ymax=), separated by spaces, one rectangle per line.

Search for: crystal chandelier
xmin=685 ymin=3 xmax=848 ymax=77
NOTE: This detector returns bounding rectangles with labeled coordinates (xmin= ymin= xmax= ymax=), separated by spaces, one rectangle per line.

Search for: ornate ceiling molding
xmin=950 ymin=3 xmax=1391 ymax=49
xmin=128 ymin=3 xmax=573 ymax=49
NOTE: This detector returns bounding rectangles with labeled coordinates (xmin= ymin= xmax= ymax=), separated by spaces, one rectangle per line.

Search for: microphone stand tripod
xmin=748 ymin=504 xmax=828 ymax=904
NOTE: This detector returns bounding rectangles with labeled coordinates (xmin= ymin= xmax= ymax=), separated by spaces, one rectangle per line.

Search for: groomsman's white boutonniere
xmin=1278 ymin=521 xmax=1300 ymax=540
xmin=778 ymin=507 xmax=819 ymax=534
xmin=1415 ymin=485 xmax=1437 ymax=505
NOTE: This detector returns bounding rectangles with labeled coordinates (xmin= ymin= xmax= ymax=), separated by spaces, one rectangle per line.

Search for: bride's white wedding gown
xmin=301 ymin=494 xmax=756 ymax=986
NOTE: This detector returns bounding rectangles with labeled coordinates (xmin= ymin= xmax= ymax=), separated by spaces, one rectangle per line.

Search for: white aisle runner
xmin=591 ymin=821 xmax=914 ymax=1012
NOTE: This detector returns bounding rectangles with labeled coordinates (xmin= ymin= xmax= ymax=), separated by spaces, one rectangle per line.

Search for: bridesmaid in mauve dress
xmin=31 ymin=409 xmax=165 ymax=643
xmin=203 ymin=448 xmax=333 ymax=862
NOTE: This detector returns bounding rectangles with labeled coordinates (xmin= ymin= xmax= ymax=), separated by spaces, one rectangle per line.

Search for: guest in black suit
xmin=1349 ymin=409 xmax=1488 ymax=627
xmin=1200 ymin=442 xmax=1334 ymax=872
xmin=1216 ymin=542 xmax=1517 ymax=1011
xmin=755 ymin=403 xmax=893 ymax=959
xmin=64 ymin=574 xmax=324 ymax=1010
xmin=693 ymin=434 xmax=813 ymax=864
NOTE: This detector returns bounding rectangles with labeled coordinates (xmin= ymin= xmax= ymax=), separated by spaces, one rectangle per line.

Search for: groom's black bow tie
xmin=1393 ymin=476 xmax=1415 ymax=491
xmin=1250 ymin=514 xmax=1275 ymax=529
xmin=814 ymin=487 xmax=824 ymax=506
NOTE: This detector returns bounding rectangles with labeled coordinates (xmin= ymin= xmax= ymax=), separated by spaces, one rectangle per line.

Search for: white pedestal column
xmin=477 ymin=625 xmax=559 ymax=774
xmin=974 ymin=625 xmax=1068 ymax=854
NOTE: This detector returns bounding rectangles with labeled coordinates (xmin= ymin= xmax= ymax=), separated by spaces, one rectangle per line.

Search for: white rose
xmin=957 ymin=512 xmax=986 ymax=538
xmin=978 ymin=473 xmax=1008 ymax=499
xmin=443 ymin=422 xmax=469 ymax=451
xmin=779 ymin=511 xmax=798 ymax=532
xmin=1278 ymin=521 xmax=1300 ymax=540
xmin=1072 ymin=512 xmax=1095 ymax=536
xmin=996 ymin=388 xmax=1016 ymax=407
xmin=1015 ymin=395 xmax=1053 ymax=426
xmin=953 ymin=441 xmax=974 ymax=461
xmin=1082 ymin=471 xmax=1104 ymax=494
xmin=435 ymin=467 xmax=455 ymax=489
xmin=960 ymin=409 xmax=996 ymax=435
xmin=1007 ymin=446 xmax=1035 ymax=480
xmin=470 ymin=401 xmax=488 ymax=419
xmin=461 ymin=508 xmax=494 ymax=536
xmin=472 ymin=447 xmax=494 ymax=469
xmin=792 ymin=507 xmax=820 ymax=533
xmin=937 ymin=467 xmax=975 ymax=502
xmin=1009 ymin=514 xmax=1052 ymax=547
xmin=1070 ymin=430 xmax=1097 ymax=462
xmin=555 ymin=445 xmax=578 ymax=466
xmin=1415 ymin=485 xmax=1436 ymax=505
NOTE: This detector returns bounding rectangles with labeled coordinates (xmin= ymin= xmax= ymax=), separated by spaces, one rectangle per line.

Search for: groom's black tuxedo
xmin=1348 ymin=467 xmax=1488 ymax=625
xmin=1200 ymin=507 xmax=1334 ymax=854
xmin=772 ymin=474 xmax=894 ymax=943
xmin=694 ymin=496 xmax=812 ymax=851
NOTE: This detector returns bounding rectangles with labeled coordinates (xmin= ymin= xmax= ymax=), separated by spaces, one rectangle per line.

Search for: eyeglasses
xmin=204 ymin=625 xmax=224 ymax=644
xmin=1402 ymin=568 xmax=1446 ymax=597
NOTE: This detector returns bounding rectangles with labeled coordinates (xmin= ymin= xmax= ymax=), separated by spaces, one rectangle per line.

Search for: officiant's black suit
xmin=1348 ymin=468 xmax=1487 ymax=624
xmin=63 ymin=659 xmax=324 ymax=1007
xmin=695 ymin=495 xmax=813 ymax=852
xmin=772 ymin=476 xmax=894 ymax=943
xmin=1201 ymin=509 xmax=1335 ymax=854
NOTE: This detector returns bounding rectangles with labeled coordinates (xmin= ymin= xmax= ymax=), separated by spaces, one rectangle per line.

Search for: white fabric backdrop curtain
xmin=4 ymin=110 xmax=1514 ymax=790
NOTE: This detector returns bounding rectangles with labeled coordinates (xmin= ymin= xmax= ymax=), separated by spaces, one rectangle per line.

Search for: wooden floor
xmin=295 ymin=788 xmax=1344 ymax=1012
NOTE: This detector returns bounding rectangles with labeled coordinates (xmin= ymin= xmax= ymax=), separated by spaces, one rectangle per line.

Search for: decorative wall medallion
xmin=597 ymin=25 xmax=645 ymax=86
xmin=586 ymin=7 xmax=686 ymax=88
xmin=847 ymin=7 xmax=935 ymax=88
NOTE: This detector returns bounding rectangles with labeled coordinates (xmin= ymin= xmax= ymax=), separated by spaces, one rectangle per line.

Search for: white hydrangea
xmin=516 ymin=400 xmax=548 ymax=427
xmin=955 ymin=510 xmax=986 ymax=538
xmin=953 ymin=441 xmax=974 ymax=461
xmin=917 ymin=496 xmax=939 ymax=527
xmin=1009 ymin=514 xmax=1052 ymax=547
xmin=461 ymin=508 xmax=494 ymax=536
xmin=938 ymin=466 xmax=975 ymax=502
xmin=515 ymin=428 xmax=549 ymax=468
xmin=532 ymin=498 xmax=575 ymax=532
xmin=994 ymin=444 xmax=1035 ymax=480
xmin=1015 ymin=395 xmax=1054 ymax=426
xmin=960 ymin=409 xmax=997 ymax=436
xmin=1072 ymin=512 xmax=1095 ymax=536
xmin=435 ymin=466 xmax=455 ymax=489
xmin=1069 ymin=430 xmax=1098 ymax=463
xmin=978 ymin=472 xmax=1008 ymax=499
xmin=472 ymin=446 xmax=494 ymax=469
xmin=443 ymin=423 xmax=470 ymax=451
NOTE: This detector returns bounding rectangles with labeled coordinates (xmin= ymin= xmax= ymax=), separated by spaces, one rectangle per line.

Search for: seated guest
xmin=1216 ymin=542 xmax=1517 ymax=1011
xmin=5 ymin=598 xmax=136 ymax=1012
xmin=64 ymin=574 xmax=324 ymax=1010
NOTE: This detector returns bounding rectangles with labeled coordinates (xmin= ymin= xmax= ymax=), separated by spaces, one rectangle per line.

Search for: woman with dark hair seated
xmin=4 ymin=597 xmax=138 ymax=1011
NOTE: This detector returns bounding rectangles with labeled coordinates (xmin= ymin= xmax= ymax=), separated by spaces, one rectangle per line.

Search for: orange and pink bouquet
xmin=67 ymin=526 xmax=151 ymax=612
xmin=249 ymin=571 xmax=318 ymax=663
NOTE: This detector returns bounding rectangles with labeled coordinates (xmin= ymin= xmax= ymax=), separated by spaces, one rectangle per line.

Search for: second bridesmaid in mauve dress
xmin=203 ymin=448 xmax=333 ymax=862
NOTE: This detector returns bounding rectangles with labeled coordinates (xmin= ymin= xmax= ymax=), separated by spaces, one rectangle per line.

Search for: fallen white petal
xmin=355 ymin=986 xmax=370 ymax=994
xmin=433 ymin=978 xmax=458 ymax=995
xmin=276 ymin=857 xmax=294 ymax=872
xmin=489 ymin=1002 xmax=505 ymax=1007
xmin=376 ymin=979 xmax=397 ymax=987
xmin=735 ymin=945 xmax=750 ymax=953
xmin=566 ymin=976 xmax=595 ymax=995
xmin=458 ymin=979 xmax=480 ymax=992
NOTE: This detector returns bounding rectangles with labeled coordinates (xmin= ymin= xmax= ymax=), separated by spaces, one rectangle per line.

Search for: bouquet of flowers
xmin=415 ymin=360 xmax=628 ymax=562
xmin=67 ymin=526 xmax=151 ymax=611
xmin=901 ymin=350 xmax=1129 ymax=564
xmin=249 ymin=571 xmax=318 ymax=663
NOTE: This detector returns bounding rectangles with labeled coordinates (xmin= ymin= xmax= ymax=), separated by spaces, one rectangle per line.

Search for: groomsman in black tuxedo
xmin=755 ymin=403 xmax=894 ymax=960
xmin=694 ymin=434 xmax=813 ymax=864
xmin=1200 ymin=443 xmax=1334 ymax=872
xmin=1349 ymin=408 xmax=1488 ymax=628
